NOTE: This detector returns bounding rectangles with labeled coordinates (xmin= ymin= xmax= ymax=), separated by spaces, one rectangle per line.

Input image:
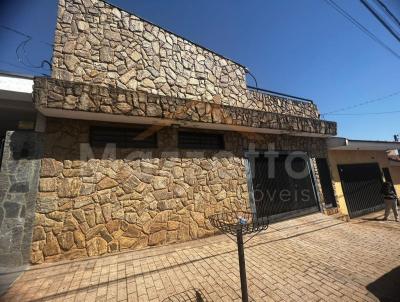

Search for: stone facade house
xmin=1 ymin=0 xmax=337 ymax=265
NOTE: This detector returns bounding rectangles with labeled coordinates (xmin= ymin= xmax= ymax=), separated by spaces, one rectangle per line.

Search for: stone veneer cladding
xmin=53 ymin=0 xmax=248 ymax=106
xmin=52 ymin=0 xmax=322 ymax=120
xmin=0 ymin=131 xmax=42 ymax=267
xmin=34 ymin=77 xmax=337 ymax=136
xmin=31 ymin=118 xmax=327 ymax=263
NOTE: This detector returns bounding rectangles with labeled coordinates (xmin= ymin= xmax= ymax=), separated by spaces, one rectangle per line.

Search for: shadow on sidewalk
xmin=366 ymin=266 xmax=400 ymax=302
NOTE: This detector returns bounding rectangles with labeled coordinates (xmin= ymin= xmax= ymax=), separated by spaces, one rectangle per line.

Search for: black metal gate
xmin=316 ymin=158 xmax=337 ymax=207
xmin=338 ymin=163 xmax=384 ymax=218
xmin=252 ymin=154 xmax=319 ymax=220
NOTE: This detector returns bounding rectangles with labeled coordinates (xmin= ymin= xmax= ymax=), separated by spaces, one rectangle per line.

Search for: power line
xmin=0 ymin=25 xmax=52 ymax=46
xmin=0 ymin=24 xmax=52 ymax=71
xmin=374 ymin=0 xmax=400 ymax=29
xmin=322 ymin=0 xmax=400 ymax=60
xmin=321 ymin=89 xmax=400 ymax=116
xmin=360 ymin=0 xmax=400 ymax=43
xmin=0 ymin=59 xmax=49 ymax=75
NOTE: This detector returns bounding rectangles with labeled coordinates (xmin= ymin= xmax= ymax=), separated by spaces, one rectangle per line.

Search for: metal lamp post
xmin=209 ymin=210 xmax=269 ymax=302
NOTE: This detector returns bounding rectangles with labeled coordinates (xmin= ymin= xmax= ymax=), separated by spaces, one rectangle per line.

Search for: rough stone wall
xmin=31 ymin=119 xmax=250 ymax=263
xmin=0 ymin=131 xmax=42 ymax=267
xmin=31 ymin=118 xmax=327 ymax=263
xmin=34 ymin=77 xmax=337 ymax=136
xmin=246 ymin=90 xmax=320 ymax=119
xmin=52 ymin=0 xmax=248 ymax=106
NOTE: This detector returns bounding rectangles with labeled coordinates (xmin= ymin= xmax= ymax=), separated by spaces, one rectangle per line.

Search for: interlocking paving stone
xmin=1 ymin=211 xmax=399 ymax=301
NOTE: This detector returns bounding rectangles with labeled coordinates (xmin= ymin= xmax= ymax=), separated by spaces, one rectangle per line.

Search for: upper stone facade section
xmin=52 ymin=0 xmax=248 ymax=107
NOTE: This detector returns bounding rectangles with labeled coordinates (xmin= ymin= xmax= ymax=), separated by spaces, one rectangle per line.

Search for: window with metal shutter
xmin=90 ymin=126 xmax=157 ymax=148
xmin=178 ymin=131 xmax=224 ymax=150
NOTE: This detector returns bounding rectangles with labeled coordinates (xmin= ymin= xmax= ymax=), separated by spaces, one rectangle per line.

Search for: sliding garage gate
xmin=338 ymin=163 xmax=385 ymax=218
xmin=252 ymin=154 xmax=320 ymax=221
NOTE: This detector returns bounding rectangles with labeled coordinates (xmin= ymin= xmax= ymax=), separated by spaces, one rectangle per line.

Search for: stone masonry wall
xmin=246 ymin=90 xmax=320 ymax=119
xmin=52 ymin=0 xmax=248 ymax=106
xmin=0 ymin=131 xmax=42 ymax=267
xmin=31 ymin=118 xmax=327 ymax=263
xmin=31 ymin=119 xmax=250 ymax=263
xmin=34 ymin=77 xmax=337 ymax=136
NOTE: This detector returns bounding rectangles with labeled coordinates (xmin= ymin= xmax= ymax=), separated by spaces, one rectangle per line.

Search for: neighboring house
xmin=0 ymin=0 xmax=337 ymax=265
xmin=327 ymin=137 xmax=400 ymax=219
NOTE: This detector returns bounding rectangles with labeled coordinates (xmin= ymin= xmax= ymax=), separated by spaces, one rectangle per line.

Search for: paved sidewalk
xmin=1 ymin=212 xmax=399 ymax=301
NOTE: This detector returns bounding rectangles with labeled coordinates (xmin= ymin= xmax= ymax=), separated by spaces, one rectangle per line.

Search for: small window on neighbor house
xmin=90 ymin=126 xmax=157 ymax=148
xmin=178 ymin=131 xmax=224 ymax=150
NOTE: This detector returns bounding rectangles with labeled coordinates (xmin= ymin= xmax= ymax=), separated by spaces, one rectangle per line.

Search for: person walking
xmin=381 ymin=181 xmax=399 ymax=222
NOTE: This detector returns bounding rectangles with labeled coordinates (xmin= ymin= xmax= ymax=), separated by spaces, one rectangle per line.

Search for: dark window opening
xmin=178 ymin=131 xmax=224 ymax=150
xmin=90 ymin=126 xmax=157 ymax=148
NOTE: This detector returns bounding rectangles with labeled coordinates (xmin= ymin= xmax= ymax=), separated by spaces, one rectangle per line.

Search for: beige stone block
xmin=119 ymin=237 xmax=137 ymax=250
xmin=96 ymin=177 xmax=118 ymax=190
xmin=57 ymin=178 xmax=81 ymax=198
xmin=39 ymin=178 xmax=56 ymax=192
xmin=73 ymin=230 xmax=86 ymax=248
xmin=152 ymin=176 xmax=168 ymax=190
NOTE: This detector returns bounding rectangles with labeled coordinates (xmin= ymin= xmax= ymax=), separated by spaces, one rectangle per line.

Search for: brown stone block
xmin=57 ymin=232 xmax=74 ymax=250
xmin=123 ymin=224 xmax=142 ymax=238
xmin=86 ymin=237 xmax=108 ymax=256
xmin=32 ymin=226 xmax=46 ymax=242
xmin=31 ymin=250 xmax=44 ymax=264
xmin=148 ymin=230 xmax=166 ymax=246
xmin=57 ymin=178 xmax=82 ymax=198
xmin=40 ymin=158 xmax=63 ymax=177
xmin=153 ymin=189 xmax=173 ymax=201
xmin=106 ymin=219 xmax=120 ymax=233
xmin=73 ymin=230 xmax=86 ymax=248
xmin=177 ymin=224 xmax=190 ymax=241
xmin=166 ymin=231 xmax=178 ymax=243
xmin=96 ymin=176 xmax=118 ymax=190
xmin=42 ymin=232 xmax=60 ymax=257
xmin=72 ymin=209 xmax=86 ymax=223
xmin=167 ymin=221 xmax=179 ymax=231
xmin=63 ymin=249 xmax=88 ymax=260
xmin=85 ymin=224 xmax=107 ymax=241
xmin=39 ymin=178 xmax=57 ymax=192
xmin=119 ymin=237 xmax=137 ymax=249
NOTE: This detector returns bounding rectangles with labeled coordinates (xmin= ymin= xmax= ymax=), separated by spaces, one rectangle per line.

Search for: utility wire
xmin=360 ymin=0 xmax=400 ymax=43
xmin=321 ymin=89 xmax=400 ymax=116
xmin=0 ymin=59 xmax=49 ymax=75
xmin=323 ymin=0 xmax=400 ymax=60
xmin=0 ymin=25 xmax=52 ymax=46
xmin=374 ymin=0 xmax=400 ymax=28
xmin=0 ymin=24 xmax=52 ymax=71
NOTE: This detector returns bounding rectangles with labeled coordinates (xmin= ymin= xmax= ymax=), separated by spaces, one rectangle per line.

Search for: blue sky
xmin=0 ymin=0 xmax=399 ymax=140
